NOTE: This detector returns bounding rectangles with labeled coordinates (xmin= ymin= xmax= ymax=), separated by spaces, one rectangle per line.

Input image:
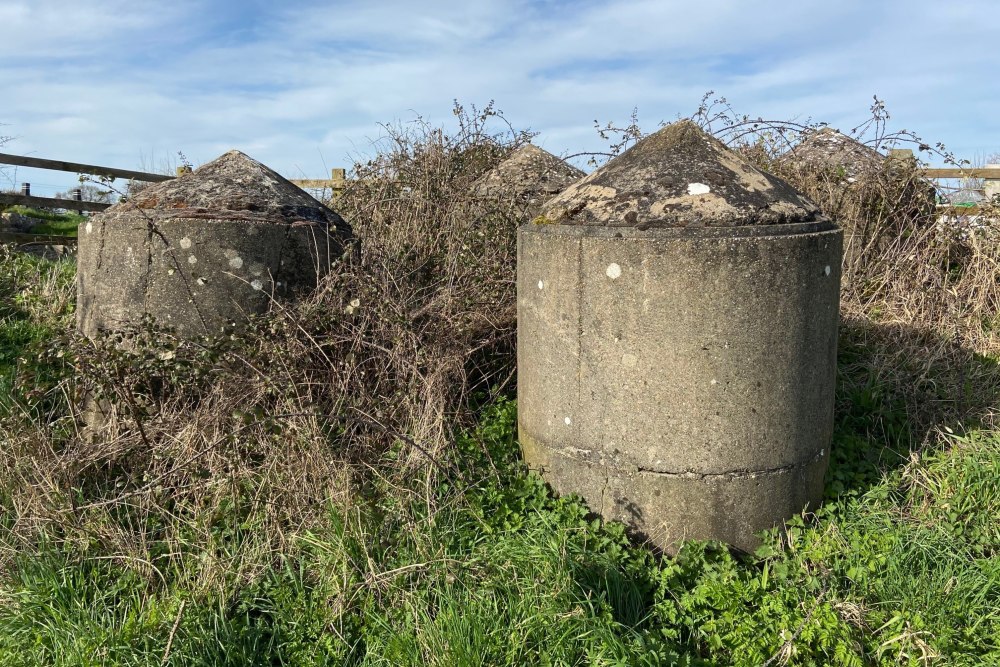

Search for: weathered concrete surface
xmin=77 ymin=150 xmax=353 ymax=339
xmin=776 ymin=127 xmax=883 ymax=178
xmin=473 ymin=144 xmax=584 ymax=221
xmin=521 ymin=431 xmax=827 ymax=549
xmin=518 ymin=120 xmax=842 ymax=552
xmin=540 ymin=120 xmax=822 ymax=228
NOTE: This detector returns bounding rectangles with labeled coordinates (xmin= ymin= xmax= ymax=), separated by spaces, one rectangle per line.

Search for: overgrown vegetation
xmin=0 ymin=99 xmax=998 ymax=665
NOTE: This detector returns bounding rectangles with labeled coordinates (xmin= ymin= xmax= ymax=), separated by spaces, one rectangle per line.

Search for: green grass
xmin=0 ymin=248 xmax=75 ymax=416
xmin=1 ymin=254 xmax=998 ymax=665
xmin=0 ymin=398 xmax=998 ymax=665
xmin=2 ymin=205 xmax=85 ymax=237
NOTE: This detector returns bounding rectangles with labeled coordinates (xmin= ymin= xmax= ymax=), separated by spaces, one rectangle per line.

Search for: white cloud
xmin=2 ymin=0 xmax=999 ymax=195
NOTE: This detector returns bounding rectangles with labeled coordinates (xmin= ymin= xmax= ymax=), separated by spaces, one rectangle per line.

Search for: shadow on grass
xmin=827 ymin=315 xmax=1000 ymax=500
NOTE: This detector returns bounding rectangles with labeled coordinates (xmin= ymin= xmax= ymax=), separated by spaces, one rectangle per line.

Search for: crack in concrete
xmin=95 ymin=220 xmax=106 ymax=271
xmin=141 ymin=219 xmax=153 ymax=314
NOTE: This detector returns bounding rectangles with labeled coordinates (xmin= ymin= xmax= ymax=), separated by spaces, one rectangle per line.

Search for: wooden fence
xmin=1 ymin=147 xmax=996 ymax=233
xmin=0 ymin=152 xmax=175 ymax=212
xmin=0 ymin=152 xmax=347 ymax=214
xmin=886 ymin=148 xmax=1000 ymax=214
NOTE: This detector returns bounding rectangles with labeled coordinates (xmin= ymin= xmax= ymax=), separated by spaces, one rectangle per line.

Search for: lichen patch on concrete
xmin=542 ymin=120 xmax=824 ymax=228
xmin=77 ymin=149 xmax=354 ymax=340
xmin=777 ymin=127 xmax=882 ymax=177
xmin=116 ymin=150 xmax=352 ymax=235
xmin=473 ymin=144 xmax=585 ymax=221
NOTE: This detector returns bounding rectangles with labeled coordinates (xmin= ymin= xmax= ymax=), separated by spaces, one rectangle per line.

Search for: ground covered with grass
xmin=1 ymin=205 xmax=85 ymax=237
xmin=1 ymin=252 xmax=998 ymax=666
xmin=1 ymin=104 xmax=999 ymax=665
xmin=0 ymin=247 xmax=75 ymax=417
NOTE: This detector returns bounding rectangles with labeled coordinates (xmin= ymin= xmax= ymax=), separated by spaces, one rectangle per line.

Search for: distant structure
xmin=777 ymin=129 xmax=936 ymax=270
xmin=473 ymin=144 xmax=584 ymax=221
xmin=777 ymin=127 xmax=882 ymax=179
xmin=77 ymin=150 xmax=353 ymax=340
xmin=518 ymin=120 xmax=842 ymax=552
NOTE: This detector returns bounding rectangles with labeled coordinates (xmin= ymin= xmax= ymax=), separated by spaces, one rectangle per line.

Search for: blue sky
xmin=2 ymin=0 xmax=999 ymax=197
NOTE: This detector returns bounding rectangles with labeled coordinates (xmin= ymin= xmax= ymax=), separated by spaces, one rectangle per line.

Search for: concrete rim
xmin=523 ymin=219 xmax=838 ymax=240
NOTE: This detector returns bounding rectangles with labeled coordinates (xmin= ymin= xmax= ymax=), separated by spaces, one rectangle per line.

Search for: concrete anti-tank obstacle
xmin=517 ymin=120 xmax=842 ymax=552
xmin=77 ymin=150 xmax=354 ymax=340
xmin=473 ymin=144 xmax=585 ymax=222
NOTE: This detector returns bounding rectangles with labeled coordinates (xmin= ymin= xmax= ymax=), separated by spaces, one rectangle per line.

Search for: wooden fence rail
xmin=923 ymin=167 xmax=1000 ymax=179
xmin=0 ymin=193 xmax=110 ymax=212
xmin=0 ymin=152 xmax=173 ymax=183
xmin=0 ymin=151 xmax=174 ymax=213
xmin=0 ymin=152 xmax=348 ymax=217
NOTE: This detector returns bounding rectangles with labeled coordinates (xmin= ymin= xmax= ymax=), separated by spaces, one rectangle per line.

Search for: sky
xmin=2 ymin=0 xmax=999 ymax=197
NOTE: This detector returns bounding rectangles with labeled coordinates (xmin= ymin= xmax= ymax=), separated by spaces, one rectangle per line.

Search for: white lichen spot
xmin=249 ymin=262 xmax=264 ymax=277
xmin=85 ymin=222 xmax=93 ymax=234
xmin=710 ymin=379 xmax=718 ymax=385
xmin=564 ymin=416 xmax=572 ymax=426
xmin=606 ymin=263 xmax=622 ymax=280
xmin=187 ymin=255 xmax=198 ymax=265
xmin=179 ymin=237 xmax=192 ymax=249
xmin=687 ymin=182 xmax=711 ymax=196
xmin=537 ymin=280 xmax=544 ymax=290
xmin=229 ymin=256 xmax=244 ymax=270
xmin=250 ymin=279 xmax=263 ymax=291
xmin=167 ymin=268 xmax=175 ymax=276
xmin=196 ymin=277 xmax=207 ymax=286
xmin=824 ymin=265 xmax=831 ymax=276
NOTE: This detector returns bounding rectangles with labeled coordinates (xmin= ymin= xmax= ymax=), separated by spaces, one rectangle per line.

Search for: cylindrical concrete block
xmin=517 ymin=121 xmax=842 ymax=552
xmin=77 ymin=150 xmax=353 ymax=339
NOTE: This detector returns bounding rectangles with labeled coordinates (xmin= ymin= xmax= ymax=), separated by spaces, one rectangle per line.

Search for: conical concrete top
xmin=777 ymin=127 xmax=883 ymax=176
xmin=118 ymin=150 xmax=351 ymax=234
xmin=540 ymin=120 xmax=823 ymax=228
xmin=474 ymin=144 xmax=585 ymax=200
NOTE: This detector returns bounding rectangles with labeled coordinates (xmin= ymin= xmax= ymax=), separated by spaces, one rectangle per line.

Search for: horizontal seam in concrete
xmin=532 ymin=437 xmax=828 ymax=479
xmin=635 ymin=449 xmax=826 ymax=481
